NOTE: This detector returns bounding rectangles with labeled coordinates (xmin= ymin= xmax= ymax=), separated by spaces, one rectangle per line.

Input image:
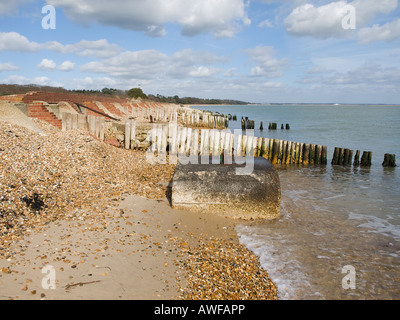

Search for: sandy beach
xmin=0 ymin=115 xmax=277 ymax=300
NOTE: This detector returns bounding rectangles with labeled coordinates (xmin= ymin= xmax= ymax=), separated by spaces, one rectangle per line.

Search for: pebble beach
xmin=0 ymin=113 xmax=277 ymax=300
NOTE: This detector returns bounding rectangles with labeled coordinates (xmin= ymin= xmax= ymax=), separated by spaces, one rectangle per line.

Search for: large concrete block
xmin=171 ymin=157 xmax=281 ymax=220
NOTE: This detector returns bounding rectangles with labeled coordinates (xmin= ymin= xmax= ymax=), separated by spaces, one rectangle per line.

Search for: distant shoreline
xmin=187 ymin=103 xmax=400 ymax=107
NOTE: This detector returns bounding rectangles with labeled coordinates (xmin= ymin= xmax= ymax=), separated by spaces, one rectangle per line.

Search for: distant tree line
xmin=0 ymin=84 xmax=248 ymax=105
xmin=0 ymin=84 xmax=68 ymax=96
xmin=147 ymin=93 xmax=248 ymax=105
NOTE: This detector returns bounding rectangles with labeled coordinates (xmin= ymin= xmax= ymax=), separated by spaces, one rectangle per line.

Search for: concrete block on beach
xmin=171 ymin=157 xmax=281 ymax=220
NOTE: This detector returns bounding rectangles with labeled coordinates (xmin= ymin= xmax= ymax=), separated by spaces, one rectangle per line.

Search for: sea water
xmin=194 ymin=104 xmax=400 ymax=300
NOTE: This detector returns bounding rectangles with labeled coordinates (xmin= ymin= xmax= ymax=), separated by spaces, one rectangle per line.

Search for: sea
xmin=192 ymin=104 xmax=400 ymax=300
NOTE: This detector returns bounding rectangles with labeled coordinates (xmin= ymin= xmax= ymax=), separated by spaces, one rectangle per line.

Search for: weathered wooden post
xmin=71 ymin=114 xmax=78 ymax=130
xmin=257 ymin=137 xmax=263 ymax=157
xmin=213 ymin=130 xmax=220 ymax=157
xmin=193 ymin=129 xmax=199 ymax=157
xmin=299 ymin=143 xmax=304 ymax=164
xmin=125 ymin=120 xmax=131 ymax=149
xmin=343 ymin=149 xmax=350 ymax=166
xmin=89 ymin=115 xmax=96 ymax=136
xmin=315 ymin=145 xmax=321 ymax=164
xmin=302 ymin=143 xmax=310 ymax=165
xmin=332 ymin=147 xmax=339 ymax=165
xmin=130 ymin=120 xmax=136 ymax=149
xmin=265 ymin=138 xmax=271 ymax=160
xmin=282 ymin=140 xmax=287 ymax=164
xmin=242 ymin=135 xmax=248 ymax=156
xmin=338 ymin=148 xmax=344 ymax=165
xmin=252 ymin=136 xmax=258 ymax=157
xmin=321 ymin=146 xmax=327 ymax=165
xmin=200 ymin=129 xmax=205 ymax=155
xmin=309 ymin=144 xmax=316 ymax=165
xmin=203 ymin=129 xmax=210 ymax=157
xmin=353 ymin=150 xmax=360 ymax=167
xmin=179 ymin=127 xmax=187 ymax=155
xmin=360 ymin=151 xmax=372 ymax=167
xmin=170 ymin=122 xmax=178 ymax=158
xmin=156 ymin=124 xmax=163 ymax=154
xmin=236 ymin=134 xmax=242 ymax=157
xmin=294 ymin=142 xmax=301 ymax=164
xmin=99 ymin=117 xmax=105 ymax=141
xmin=63 ymin=113 xmax=72 ymax=131
xmin=209 ymin=129 xmax=215 ymax=156
xmin=271 ymin=139 xmax=279 ymax=165
xmin=286 ymin=141 xmax=292 ymax=164
xmin=382 ymin=154 xmax=396 ymax=167
xmin=77 ymin=114 xmax=87 ymax=130
xmin=223 ymin=130 xmax=232 ymax=164
xmin=186 ymin=127 xmax=192 ymax=155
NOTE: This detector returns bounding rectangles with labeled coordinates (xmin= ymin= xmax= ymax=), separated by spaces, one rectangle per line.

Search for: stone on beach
xmin=171 ymin=157 xmax=281 ymax=220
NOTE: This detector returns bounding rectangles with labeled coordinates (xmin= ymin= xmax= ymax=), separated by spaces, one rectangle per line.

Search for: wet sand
xmin=0 ymin=194 xmax=241 ymax=300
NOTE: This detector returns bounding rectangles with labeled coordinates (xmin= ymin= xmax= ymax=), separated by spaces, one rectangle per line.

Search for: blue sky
xmin=0 ymin=0 xmax=399 ymax=104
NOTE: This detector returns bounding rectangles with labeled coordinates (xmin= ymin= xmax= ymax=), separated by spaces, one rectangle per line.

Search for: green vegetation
xmin=147 ymin=94 xmax=248 ymax=105
xmin=126 ymin=87 xmax=148 ymax=100
xmin=0 ymin=84 xmax=248 ymax=105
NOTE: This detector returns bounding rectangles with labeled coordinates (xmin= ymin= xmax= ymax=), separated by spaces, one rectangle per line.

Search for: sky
xmin=0 ymin=0 xmax=399 ymax=104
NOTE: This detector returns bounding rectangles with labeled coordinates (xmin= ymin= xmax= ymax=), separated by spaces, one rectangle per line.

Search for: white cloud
xmin=284 ymin=0 xmax=398 ymax=39
xmin=259 ymin=19 xmax=274 ymax=28
xmin=80 ymin=50 xmax=168 ymax=79
xmin=188 ymin=66 xmax=220 ymax=77
xmin=37 ymin=59 xmax=76 ymax=72
xmin=351 ymin=0 xmax=398 ymax=26
xmin=58 ymin=60 xmax=75 ymax=71
xmin=284 ymin=1 xmax=355 ymax=38
xmin=47 ymin=0 xmax=251 ymax=38
xmin=166 ymin=49 xmax=227 ymax=79
xmin=0 ymin=0 xmax=33 ymax=16
xmin=300 ymin=61 xmax=400 ymax=90
xmin=1 ymin=75 xmax=62 ymax=87
xmin=306 ymin=65 xmax=329 ymax=74
xmin=246 ymin=46 xmax=288 ymax=78
xmin=0 ymin=32 xmax=122 ymax=58
xmin=0 ymin=32 xmax=41 ymax=52
xmin=0 ymin=62 xmax=19 ymax=72
xmin=38 ymin=58 xmax=57 ymax=71
xmin=145 ymin=25 xmax=167 ymax=38
xmin=66 ymin=76 xmax=118 ymax=90
xmin=61 ymin=39 xmax=122 ymax=58
xmin=358 ymin=18 xmax=400 ymax=44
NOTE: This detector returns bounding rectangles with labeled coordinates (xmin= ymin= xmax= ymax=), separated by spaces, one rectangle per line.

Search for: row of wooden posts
xmin=331 ymin=148 xmax=372 ymax=167
xmin=182 ymin=112 xmax=229 ymax=129
xmin=151 ymin=108 xmax=229 ymax=129
xmin=143 ymin=123 xmax=396 ymax=167
xmin=242 ymin=120 xmax=290 ymax=131
xmin=61 ymin=115 xmax=396 ymax=168
xmin=62 ymin=113 xmax=105 ymax=141
xmin=142 ymin=123 xmax=327 ymax=165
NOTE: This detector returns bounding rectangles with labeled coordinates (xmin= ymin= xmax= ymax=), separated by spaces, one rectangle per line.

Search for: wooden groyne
xmin=62 ymin=113 xmax=105 ymax=141
xmin=60 ymin=114 xmax=396 ymax=168
xmin=144 ymin=123 xmax=328 ymax=166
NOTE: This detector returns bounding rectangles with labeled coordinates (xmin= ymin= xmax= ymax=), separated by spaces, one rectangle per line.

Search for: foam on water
xmin=236 ymin=166 xmax=400 ymax=300
xmin=236 ymin=224 xmax=320 ymax=300
xmin=349 ymin=212 xmax=400 ymax=241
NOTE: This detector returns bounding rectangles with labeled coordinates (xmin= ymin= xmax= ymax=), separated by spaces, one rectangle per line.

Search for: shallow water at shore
xmin=237 ymin=165 xmax=400 ymax=300
xmin=194 ymin=103 xmax=400 ymax=300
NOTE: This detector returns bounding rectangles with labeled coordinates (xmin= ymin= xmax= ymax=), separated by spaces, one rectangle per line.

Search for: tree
xmin=101 ymin=87 xmax=118 ymax=95
xmin=127 ymin=87 xmax=148 ymax=100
